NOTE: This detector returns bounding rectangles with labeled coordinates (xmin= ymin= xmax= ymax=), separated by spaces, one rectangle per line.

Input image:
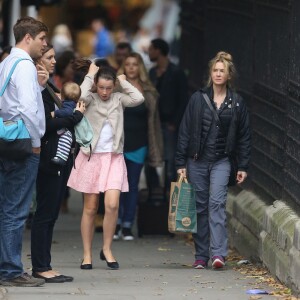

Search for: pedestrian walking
xmin=0 ymin=17 xmax=48 ymax=287
xmin=107 ymin=42 xmax=132 ymax=71
xmin=114 ymin=52 xmax=163 ymax=241
xmin=31 ymin=44 xmax=85 ymax=283
xmin=91 ymin=18 xmax=114 ymax=58
xmin=176 ymin=51 xmax=251 ymax=269
xmin=148 ymin=38 xmax=188 ymax=193
xmin=51 ymin=24 xmax=73 ymax=59
xmin=67 ymin=63 xmax=144 ymax=270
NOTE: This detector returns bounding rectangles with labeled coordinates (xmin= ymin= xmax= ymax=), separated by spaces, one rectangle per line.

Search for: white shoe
xmin=122 ymin=228 xmax=134 ymax=241
xmin=113 ymin=225 xmax=121 ymax=241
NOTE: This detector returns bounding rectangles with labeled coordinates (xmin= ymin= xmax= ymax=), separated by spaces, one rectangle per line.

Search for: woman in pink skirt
xmin=68 ymin=63 xmax=144 ymax=270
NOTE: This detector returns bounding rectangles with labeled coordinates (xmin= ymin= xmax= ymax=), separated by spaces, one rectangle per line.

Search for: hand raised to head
xmin=36 ymin=61 xmax=49 ymax=87
xmin=117 ymin=74 xmax=126 ymax=81
xmin=88 ymin=63 xmax=99 ymax=76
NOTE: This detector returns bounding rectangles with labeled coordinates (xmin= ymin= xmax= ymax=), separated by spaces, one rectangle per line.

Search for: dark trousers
xmin=145 ymin=123 xmax=177 ymax=197
xmin=118 ymin=159 xmax=144 ymax=228
xmin=31 ymin=168 xmax=66 ymax=272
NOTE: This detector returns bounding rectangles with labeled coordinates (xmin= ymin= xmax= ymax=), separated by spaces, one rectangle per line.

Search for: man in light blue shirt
xmin=91 ymin=18 xmax=114 ymax=58
xmin=0 ymin=17 xmax=48 ymax=287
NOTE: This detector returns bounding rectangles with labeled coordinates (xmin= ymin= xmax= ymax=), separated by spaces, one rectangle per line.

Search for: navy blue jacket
xmin=175 ymin=87 xmax=251 ymax=172
xmin=39 ymin=83 xmax=83 ymax=175
xmin=54 ymin=99 xmax=76 ymax=118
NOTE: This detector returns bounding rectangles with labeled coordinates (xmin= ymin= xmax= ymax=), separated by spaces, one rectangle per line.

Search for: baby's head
xmin=61 ymin=82 xmax=81 ymax=102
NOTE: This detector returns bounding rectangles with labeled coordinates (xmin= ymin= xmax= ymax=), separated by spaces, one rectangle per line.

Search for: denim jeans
xmin=0 ymin=154 xmax=40 ymax=280
xmin=187 ymin=157 xmax=230 ymax=262
xmin=118 ymin=159 xmax=143 ymax=228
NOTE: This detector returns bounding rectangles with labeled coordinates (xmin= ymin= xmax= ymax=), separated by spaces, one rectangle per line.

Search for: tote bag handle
xmin=0 ymin=58 xmax=31 ymax=96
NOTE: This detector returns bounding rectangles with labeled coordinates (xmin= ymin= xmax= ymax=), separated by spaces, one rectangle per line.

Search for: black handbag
xmin=202 ymin=93 xmax=238 ymax=186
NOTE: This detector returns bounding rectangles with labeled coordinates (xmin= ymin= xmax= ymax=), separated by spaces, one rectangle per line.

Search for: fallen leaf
xmin=199 ymin=281 xmax=216 ymax=284
xmin=157 ymin=247 xmax=172 ymax=251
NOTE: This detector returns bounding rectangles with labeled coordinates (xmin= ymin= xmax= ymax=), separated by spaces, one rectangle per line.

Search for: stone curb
xmin=227 ymin=190 xmax=300 ymax=294
xmin=0 ymin=287 xmax=7 ymax=300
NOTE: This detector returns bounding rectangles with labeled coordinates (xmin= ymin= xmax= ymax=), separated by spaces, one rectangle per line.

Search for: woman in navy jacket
xmin=176 ymin=51 xmax=251 ymax=270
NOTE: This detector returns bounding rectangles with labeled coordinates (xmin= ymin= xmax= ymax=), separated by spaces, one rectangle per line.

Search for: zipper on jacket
xmin=193 ymin=153 xmax=198 ymax=161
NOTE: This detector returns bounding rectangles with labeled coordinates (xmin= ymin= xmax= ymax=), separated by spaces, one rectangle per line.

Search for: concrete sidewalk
xmin=1 ymin=190 xmax=273 ymax=300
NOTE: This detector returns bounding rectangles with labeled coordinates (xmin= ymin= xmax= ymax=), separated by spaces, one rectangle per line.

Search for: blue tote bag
xmin=0 ymin=58 xmax=32 ymax=160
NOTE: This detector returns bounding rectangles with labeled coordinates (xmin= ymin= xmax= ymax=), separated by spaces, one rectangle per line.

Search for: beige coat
xmin=80 ymin=75 xmax=144 ymax=155
xmin=143 ymin=87 xmax=164 ymax=167
xmin=115 ymin=84 xmax=164 ymax=167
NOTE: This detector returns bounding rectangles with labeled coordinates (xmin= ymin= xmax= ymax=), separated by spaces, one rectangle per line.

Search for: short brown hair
xmin=61 ymin=82 xmax=81 ymax=103
xmin=13 ymin=17 xmax=48 ymax=44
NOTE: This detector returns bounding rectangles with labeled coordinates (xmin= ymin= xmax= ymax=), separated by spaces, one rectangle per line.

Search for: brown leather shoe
xmin=0 ymin=273 xmax=45 ymax=287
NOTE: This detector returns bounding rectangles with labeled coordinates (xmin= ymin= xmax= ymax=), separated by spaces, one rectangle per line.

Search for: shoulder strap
xmin=203 ymin=92 xmax=231 ymax=139
xmin=45 ymin=83 xmax=62 ymax=109
xmin=202 ymin=93 xmax=221 ymax=124
xmin=0 ymin=58 xmax=31 ymax=96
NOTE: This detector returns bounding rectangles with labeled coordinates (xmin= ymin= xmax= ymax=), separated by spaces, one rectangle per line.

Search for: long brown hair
xmin=72 ymin=58 xmax=92 ymax=75
xmin=42 ymin=43 xmax=53 ymax=55
xmin=72 ymin=57 xmax=110 ymax=85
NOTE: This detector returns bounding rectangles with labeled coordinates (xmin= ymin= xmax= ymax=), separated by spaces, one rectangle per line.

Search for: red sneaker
xmin=192 ymin=259 xmax=207 ymax=269
xmin=212 ymin=256 xmax=225 ymax=269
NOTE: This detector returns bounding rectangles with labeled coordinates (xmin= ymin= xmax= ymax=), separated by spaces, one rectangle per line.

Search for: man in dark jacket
xmin=148 ymin=38 xmax=188 ymax=193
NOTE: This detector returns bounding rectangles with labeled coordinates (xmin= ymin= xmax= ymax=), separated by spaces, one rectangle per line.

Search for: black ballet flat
xmin=60 ymin=275 xmax=74 ymax=282
xmin=32 ymin=272 xmax=66 ymax=283
xmin=80 ymin=260 xmax=93 ymax=270
xmin=100 ymin=250 xmax=119 ymax=270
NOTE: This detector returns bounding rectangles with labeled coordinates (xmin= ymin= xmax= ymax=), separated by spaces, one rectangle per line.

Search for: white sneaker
xmin=113 ymin=225 xmax=121 ymax=241
xmin=122 ymin=228 xmax=134 ymax=241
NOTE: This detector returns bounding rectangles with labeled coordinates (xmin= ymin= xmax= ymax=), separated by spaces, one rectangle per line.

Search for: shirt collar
xmin=10 ymin=47 xmax=33 ymax=61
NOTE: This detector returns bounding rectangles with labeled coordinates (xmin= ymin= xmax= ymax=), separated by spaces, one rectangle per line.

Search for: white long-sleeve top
xmin=0 ymin=48 xmax=45 ymax=147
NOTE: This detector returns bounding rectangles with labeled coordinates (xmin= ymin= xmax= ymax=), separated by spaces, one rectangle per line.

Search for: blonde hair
xmin=52 ymin=24 xmax=72 ymax=40
xmin=206 ymin=51 xmax=237 ymax=88
xmin=118 ymin=52 xmax=158 ymax=94
xmin=61 ymin=82 xmax=81 ymax=102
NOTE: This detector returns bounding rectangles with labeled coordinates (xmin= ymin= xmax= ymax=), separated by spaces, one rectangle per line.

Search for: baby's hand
xmin=117 ymin=74 xmax=126 ymax=81
xmin=76 ymin=101 xmax=86 ymax=114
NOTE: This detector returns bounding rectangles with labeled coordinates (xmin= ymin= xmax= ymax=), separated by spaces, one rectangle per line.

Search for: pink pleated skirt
xmin=67 ymin=151 xmax=128 ymax=193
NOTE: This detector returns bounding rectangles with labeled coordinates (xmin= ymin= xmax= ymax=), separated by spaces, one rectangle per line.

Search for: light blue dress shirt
xmin=0 ymin=48 xmax=45 ymax=147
